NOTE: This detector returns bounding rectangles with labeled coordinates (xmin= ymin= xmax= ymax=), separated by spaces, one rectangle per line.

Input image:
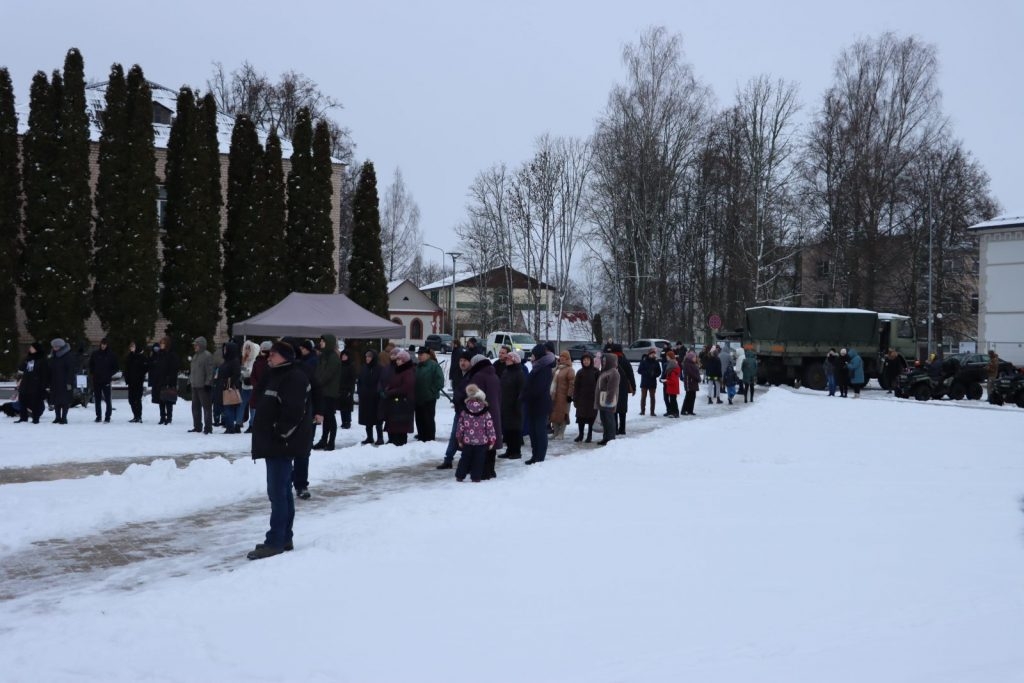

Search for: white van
xmin=486 ymin=331 xmax=538 ymax=359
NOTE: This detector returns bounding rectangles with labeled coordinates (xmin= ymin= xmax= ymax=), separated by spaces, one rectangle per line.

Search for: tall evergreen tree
xmin=19 ymin=72 xmax=69 ymax=343
xmin=261 ymin=129 xmax=289 ymax=304
xmin=285 ymin=107 xmax=313 ymax=291
xmin=224 ymin=114 xmax=263 ymax=325
xmin=347 ymin=161 xmax=388 ymax=320
xmin=0 ymin=68 xmax=20 ymax=374
xmin=94 ymin=64 xmax=159 ymax=353
xmin=19 ymin=50 xmax=94 ymax=345
xmin=307 ymin=119 xmax=337 ymax=292
xmin=58 ymin=48 xmax=94 ymax=344
xmin=161 ymin=88 xmax=222 ymax=361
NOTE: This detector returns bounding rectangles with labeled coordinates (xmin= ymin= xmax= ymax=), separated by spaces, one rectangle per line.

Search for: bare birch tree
xmin=379 ymin=167 xmax=423 ymax=282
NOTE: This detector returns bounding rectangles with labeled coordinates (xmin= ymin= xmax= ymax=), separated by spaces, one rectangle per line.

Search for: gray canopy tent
xmin=232 ymin=292 xmax=404 ymax=339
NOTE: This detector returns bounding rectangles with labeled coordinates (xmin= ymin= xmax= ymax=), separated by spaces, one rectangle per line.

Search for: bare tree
xmin=379 ymin=167 xmax=422 ymax=282
xmin=804 ymin=33 xmax=946 ymax=309
xmin=590 ymin=26 xmax=712 ymax=339
xmin=466 ymin=163 xmax=516 ymax=326
xmin=550 ymin=136 xmax=592 ymax=345
xmin=208 ymin=61 xmax=354 ymax=162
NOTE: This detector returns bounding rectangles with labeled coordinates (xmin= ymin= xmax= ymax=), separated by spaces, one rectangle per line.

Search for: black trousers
xmin=503 ymin=429 xmax=523 ymax=455
xmin=666 ymin=394 xmax=679 ymax=416
xmin=93 ymin=382 xmax=112 ymax=419
xmin=292 ymin=455 xmax=309 ymax=491
xmin=415 ymin=400 xmax=437 ymax=441
xmin=682 ymin=391 xmax=697 ymax=415
xmin=19 ymin=392 xmax=44 ymax=422
xmin=319 ymin=397 xmax=338 ymax=445
xmin=191 ymin=386 xmax=212 ymax=430
xmin=744 ymin=382 xmax=755 ymax=402
xmin=128 ymin=382 xmax=144 ymax=420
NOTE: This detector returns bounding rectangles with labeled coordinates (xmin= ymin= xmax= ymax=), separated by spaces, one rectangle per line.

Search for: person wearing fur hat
xmin=499 ymin=351 xmax=525 ymax=458
xmin=239 ymin=340 xmax=262 ymax=428
xmin=549 ymin=350 xmax=575 ymax=440
xmin=247 ymin=340 xmax=312 ymax=560
xmin=455 ymin=384 xmax=497 ymax=482
xmin=522 ymin=344 xmax=556 ymax=464
xmin=465 ymin=353 xmax=503 ymax=478
xmin=572 ymin=352 xmax=599 ymax=442
xmin=16 ymin=342 xmax=49 ymax=423
xmin=382 ymin=348 xmax=416 ymax=445
xmin=48 ymin=338 xmax=77 ymax=424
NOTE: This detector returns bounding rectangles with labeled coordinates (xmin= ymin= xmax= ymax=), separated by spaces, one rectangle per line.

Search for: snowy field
xmin=1 ymin=376 xmax=1023 ymax=682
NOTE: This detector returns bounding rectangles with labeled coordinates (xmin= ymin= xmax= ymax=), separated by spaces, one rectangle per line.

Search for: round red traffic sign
xmin=708 ymin=314 xmax=722 ymax=330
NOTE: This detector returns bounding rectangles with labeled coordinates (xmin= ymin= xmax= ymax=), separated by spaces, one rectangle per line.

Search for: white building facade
xmin=969 ymin=215 xmax=1024 ymax=366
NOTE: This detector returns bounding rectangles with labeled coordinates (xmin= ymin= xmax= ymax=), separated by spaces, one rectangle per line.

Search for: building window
xmin=156 ymin=184 xmax=167 ymax=229
xmin=970 ymin=294 xmax=979 ymax=315
xmin=410 ymin=318 xmax=423 ymax=339
xmin=817 ymin=260 xmax=830 ymax=277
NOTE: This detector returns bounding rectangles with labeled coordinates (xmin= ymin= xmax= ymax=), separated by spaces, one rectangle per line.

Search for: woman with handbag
xmin=382 ymin=348 xmax=416 ymax=446
xmin=153 ymin=336 xmax=180 ymax=425
xmin=219 ymin=341 xmax=243 ymax=433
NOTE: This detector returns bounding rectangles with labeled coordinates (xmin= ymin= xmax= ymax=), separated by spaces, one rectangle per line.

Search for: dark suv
xmin=945 ymin=353 xmax=1015 ymax=384
xmin=424 ymin=334 xmax=453 ymax=353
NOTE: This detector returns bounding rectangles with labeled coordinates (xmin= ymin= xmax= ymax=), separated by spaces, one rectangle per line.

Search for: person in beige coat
xmin=549 ymin=350 xmax=576 ymax=439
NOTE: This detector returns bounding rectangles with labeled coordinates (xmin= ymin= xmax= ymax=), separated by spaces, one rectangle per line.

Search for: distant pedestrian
xmin=741 ymin=352 xmax=757 ymax=403
xmin=88 ymin=338 xmax=119 ymax=423
xmin=414 ymin=347 xmax=444 ymax=441
xmin=572 ymin=352 xmax=600 ymax=441
xmin=152 ymin=336 xmax=179 ymax=425
xmin=550 ymin=350 xmax=575 ymax=440
xmin=499 ymin=351 xmax=525 ymax=458
xmin=846 ymin=348 xmax=865 ymax=398
xmin=595 ymin=353 xmax=620 ymax=445
xmin=16 ymin=342 xmax=48 ymax=424
xmin=661 ymin=351 xmax=680 ymax=417
xmin=682 ymin=351 xmax=700 ymax=416
xmin=637 ymin=347 xmax=661 ymax=416
xmin=358 ymin=349 xmax=384 ymax=446
xmin=124 ymin=340 xmax=149 ymax=423
xmin=824 ymin=349 xmax=838 ymax=396
xmin=705 ymin=346 xmax=723 ymax=404
xmin=837 ymin=348 xmax=850 ymax=398
xmin=523 ymin=344 xmax=555 ymax=464
xmin=189 ymin=336 xmax=215 ymax=434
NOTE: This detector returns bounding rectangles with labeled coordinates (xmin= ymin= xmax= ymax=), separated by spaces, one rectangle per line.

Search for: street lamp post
xmin=423 ymin=242 xmax=446 ymax=334
xmin=449 ymin=252 xmax=462 ymax=340
xmin=927 ymin=186 xmax=934 ymax=358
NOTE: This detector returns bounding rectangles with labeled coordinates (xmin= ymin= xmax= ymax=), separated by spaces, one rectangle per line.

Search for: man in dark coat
xmin=88 ymin=338 xmax=119 ymax=423
xmin=612 ymin=344 xmax=636 ymax=434
xmin=282 ymin=338 xmax=321 ymax=499
xmin=247 ymin=340 xmax=312 ymax=561
xmin=439 ymin=351 xmax=474 ymax=469
xmin=357 ymin=348 xmax=383 ymax=445
xmin=17 ymin=342 xmax=49 ymax=423
xmin=152 ymin=337 xmax=180 ymax=425
xmin=48 ymin=338 xmax=77 ymax=424
xmin=337 ymin=348 xmax=356 ymax=430
xmin=465 ymin=354 xmax=503 ymax=478
xmin=498 ymin=351 xmax=525 ymax=458
xmin=637 ymin=347 xmax=661 ymax=417
xmin=313 ymin=334 xmax=342 ymax=450
xmin=522 ymin=344 xmax=555 ymax=464
xmin=124 ymin=341 xmax=150 ymax=423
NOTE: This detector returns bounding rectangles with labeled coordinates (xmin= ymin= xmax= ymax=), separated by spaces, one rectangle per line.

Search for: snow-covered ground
xmin=1 ymin=378 xmax=1023 ymax=682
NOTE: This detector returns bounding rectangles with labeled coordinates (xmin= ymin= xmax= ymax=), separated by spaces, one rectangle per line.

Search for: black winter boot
xmin=573 ymin=425 xmax=584 ymax=442
xmin=585 ymin=424 xmax=593 ymax=443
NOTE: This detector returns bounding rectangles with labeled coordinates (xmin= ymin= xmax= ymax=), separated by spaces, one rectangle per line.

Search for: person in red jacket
xmin=661 ymin=350 xmax=681 ymax=417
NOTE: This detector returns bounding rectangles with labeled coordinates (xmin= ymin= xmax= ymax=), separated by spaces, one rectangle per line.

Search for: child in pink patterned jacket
xmin=455 ymin=384 xmax=497 ymax=482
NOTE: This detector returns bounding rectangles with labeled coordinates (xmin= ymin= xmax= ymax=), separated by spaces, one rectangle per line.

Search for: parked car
xmin=424 ymin=334 xmax=454 ymax=353
xmin=623 ymin=339 xmax=672 ymax=362
xmin=566 ymin=342 xmax=603 ymax=361
xmin=485 ymin=331 xmax=538 ymax=359
xmin=945 ymin=352 xmax=1015 ymax=384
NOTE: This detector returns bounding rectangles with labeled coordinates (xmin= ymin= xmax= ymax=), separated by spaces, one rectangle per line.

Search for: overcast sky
xmin=4 ymin=0 xmax=1021 ymax=267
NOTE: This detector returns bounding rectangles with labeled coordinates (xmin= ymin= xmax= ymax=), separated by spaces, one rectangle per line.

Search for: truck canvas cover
xmin=745 ymin=307 xmax=878 ymax=350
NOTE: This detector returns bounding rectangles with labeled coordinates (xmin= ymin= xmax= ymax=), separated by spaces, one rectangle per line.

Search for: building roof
xmin=15 ymin=79 xmax=299 ymax=157
xmin=421 ymin=266 xmax=556 ymax=292
xmin=968 ymin=215 xmax=1024 ymax=231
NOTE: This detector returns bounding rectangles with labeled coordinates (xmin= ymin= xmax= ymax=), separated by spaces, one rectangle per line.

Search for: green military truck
xmin=742 ymin=306 xmax=917 ymax=390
